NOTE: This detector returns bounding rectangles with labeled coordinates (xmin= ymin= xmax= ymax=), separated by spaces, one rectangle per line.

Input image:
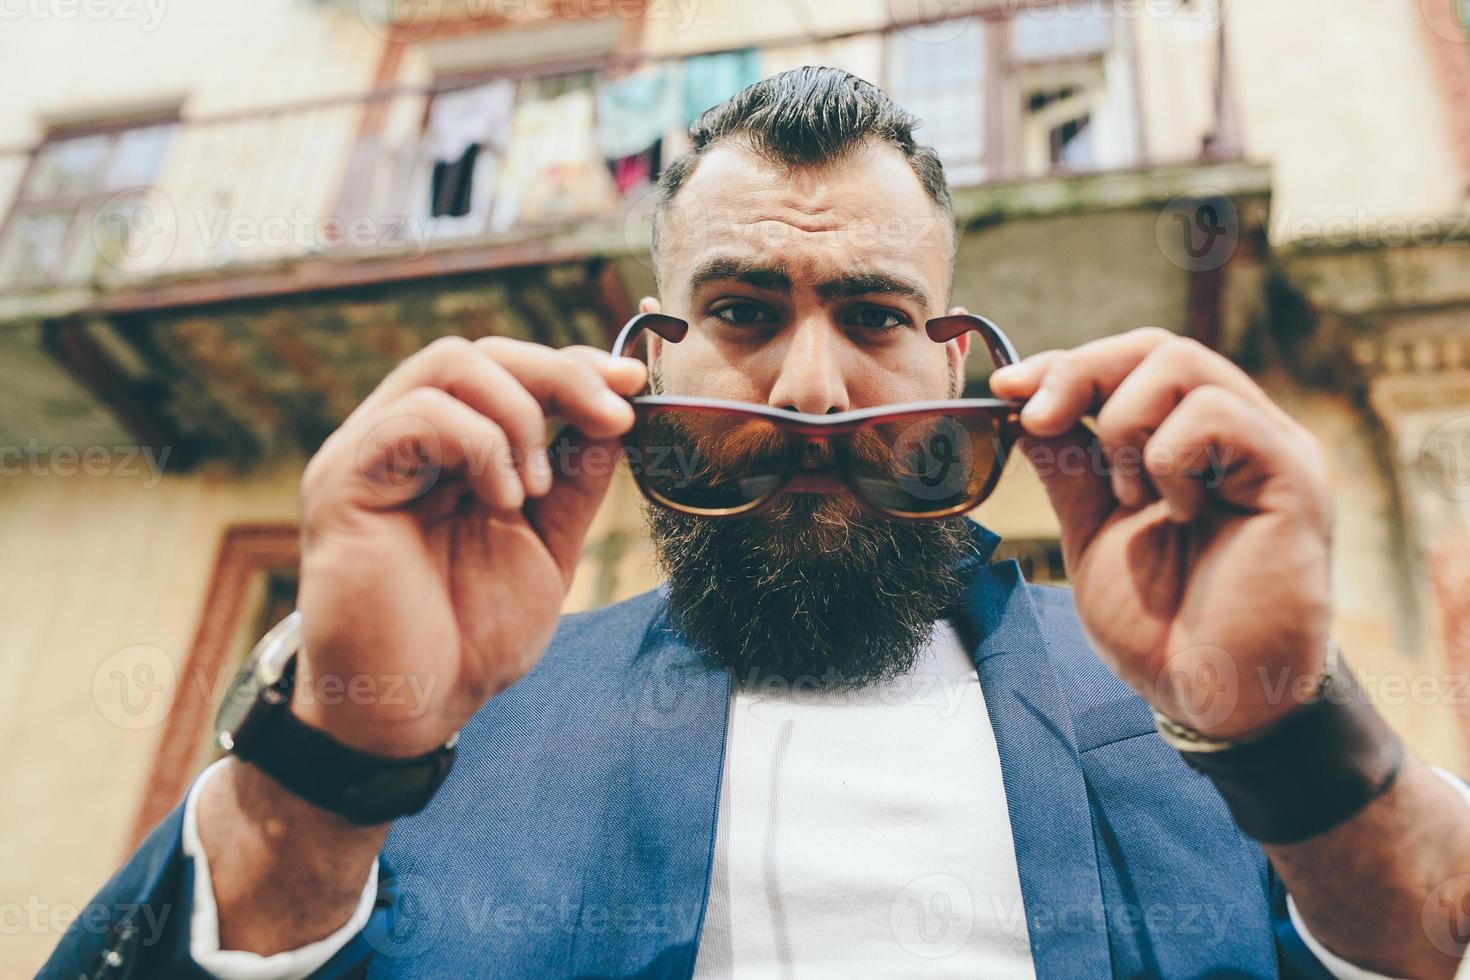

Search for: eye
xmin=846 ymin=307 xmax=909 ymax=331
xmin=711 ymin=301 xmax=778 ymax=326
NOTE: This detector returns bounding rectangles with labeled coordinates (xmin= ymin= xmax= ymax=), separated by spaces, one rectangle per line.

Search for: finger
xmin=1020 ymin=429 xmax=1115 ymax=562
xmin=1017 ymin=330 xmax=1285 ymax=438
xmin=348 ymin=387 xmax=528 ymax=514
xmin=561 ymin=343 xmax=649 ymax=395
xmin=343 ymin=336 xmax=550 ymax=493
xmin=1142 ymin=384 xmax=1306 ymax=524
xmin=474 ymin=337 xmax=641 ymax=439
xmin=523 ymin=427 xmax=625 ymax=583
xmin=1094 ymin=341 xmax=1305 ymax=508
xmin=990 ymin=350 xmax=1063 ymax=400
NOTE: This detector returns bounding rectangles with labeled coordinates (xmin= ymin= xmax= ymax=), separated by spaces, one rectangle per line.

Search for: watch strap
xmin=241 ymin=693 xmax=458 ymax=826
xmin=1169 ymin=658 xmax=1405 ymax=845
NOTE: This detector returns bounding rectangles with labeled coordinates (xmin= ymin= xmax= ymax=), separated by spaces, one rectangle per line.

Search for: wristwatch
xmin=213 ymin=611 xmax=458 ymax=826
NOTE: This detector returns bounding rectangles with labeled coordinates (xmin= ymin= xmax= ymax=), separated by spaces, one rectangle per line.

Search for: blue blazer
xmin=44 ymin=522 xmax=1333 ymax=978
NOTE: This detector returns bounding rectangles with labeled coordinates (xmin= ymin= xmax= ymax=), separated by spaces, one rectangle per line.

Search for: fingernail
xmin=1021 ymin=388 xmax=1053 ymax=424
xmin=529 ymin=447 xmax=553 ymax=495
xmin=602 ymin=390 xmax=631 ymax=415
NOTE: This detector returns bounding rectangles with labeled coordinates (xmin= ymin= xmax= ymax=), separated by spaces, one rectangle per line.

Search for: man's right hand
xmin=291 ymin=335 xmax=647 ymax=757
xmin=195 ymin=334 xmax=646 ymax=959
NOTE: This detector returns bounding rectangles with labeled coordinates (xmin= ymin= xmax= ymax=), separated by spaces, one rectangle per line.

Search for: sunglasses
xmin=610 ymin=312 xmax=1024 ymax=520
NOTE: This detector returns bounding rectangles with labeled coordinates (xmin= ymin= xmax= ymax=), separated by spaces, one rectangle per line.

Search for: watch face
xmin=213 ymin=611 xmax=303 ymax=751
xmin=214 ymin=666 xmax=266 ymax=751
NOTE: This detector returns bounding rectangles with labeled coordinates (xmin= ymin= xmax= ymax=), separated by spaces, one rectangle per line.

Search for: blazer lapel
xmin=957 ymin=556 xmax=1114 ymax=979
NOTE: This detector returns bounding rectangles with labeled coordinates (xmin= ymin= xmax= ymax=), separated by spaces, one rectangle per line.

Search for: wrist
xmin=1162 ymin=657 xmax=1406 ymax=844
xmin=199 ymin=758 xmax=386 ymax=955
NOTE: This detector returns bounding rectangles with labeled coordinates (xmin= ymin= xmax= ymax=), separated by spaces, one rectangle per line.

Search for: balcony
xmin=0 ymin=2 xmax=1266 ymax=467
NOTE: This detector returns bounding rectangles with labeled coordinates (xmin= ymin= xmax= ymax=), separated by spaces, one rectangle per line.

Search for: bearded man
xmin=47 ymin=68 xmax=1470 ymax=979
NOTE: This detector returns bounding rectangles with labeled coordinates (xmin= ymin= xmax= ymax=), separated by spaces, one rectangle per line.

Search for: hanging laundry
xmin=430 ymin=142 xmax=479 ymax=218
xmin=607 ymin=138 xmax=662 ymax=195
xmin=425 ymin=78 xmax=516 ymax=161
xmin=490 ymin=87 xmax=619 ymax=232
xmin=596 ymin=64 xmax=680 ymax=160
xmin=423 ymin=79 xmax=516 ymax=227
xmin=681 ymin=48 xmax=762 ymax=125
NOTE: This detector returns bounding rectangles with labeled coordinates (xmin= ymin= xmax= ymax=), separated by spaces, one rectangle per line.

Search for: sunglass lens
xmin=847 ymin=412 xmax=1005 ymax=518
xmin=625 ymin=407 xmax=787 ymax=515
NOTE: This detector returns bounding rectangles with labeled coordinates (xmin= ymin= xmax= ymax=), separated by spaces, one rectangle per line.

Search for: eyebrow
xmin=686 ymin=256 xmax=931 ymax=307
xmin=687 ymin=257 xmax=793 ymax=294
xmin=815 ymin=271 xmax=930 ymax=306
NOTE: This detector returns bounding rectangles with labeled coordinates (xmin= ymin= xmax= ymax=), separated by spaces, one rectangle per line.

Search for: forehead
xmin=657 ymin=139 xmax=953 ymax=307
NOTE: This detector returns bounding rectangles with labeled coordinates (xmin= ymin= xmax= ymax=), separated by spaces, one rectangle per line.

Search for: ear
xmin=946 ymin=305 xmax=973 ymax=395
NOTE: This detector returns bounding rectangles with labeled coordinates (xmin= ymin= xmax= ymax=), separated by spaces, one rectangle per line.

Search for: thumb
xmin=1021 ymin=427 xmax=1115 ymax=563
xmin=523 ymin=425 xmax=623 ymax=582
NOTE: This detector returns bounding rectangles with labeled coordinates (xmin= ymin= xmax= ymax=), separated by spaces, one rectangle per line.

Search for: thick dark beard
xmin=646 ymin=494 xmax=978 ymax=690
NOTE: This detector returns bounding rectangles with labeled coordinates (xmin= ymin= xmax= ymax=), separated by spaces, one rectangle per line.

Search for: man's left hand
xmin=990 ymin=327 xmax=1335 ymax=739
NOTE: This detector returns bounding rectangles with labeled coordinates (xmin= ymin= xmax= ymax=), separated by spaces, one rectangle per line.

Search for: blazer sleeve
xmin=37 ymin=790 xmax=400 ymax=980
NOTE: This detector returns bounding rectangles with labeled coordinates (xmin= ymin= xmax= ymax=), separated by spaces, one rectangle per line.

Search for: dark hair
xmin=652 ymin=66 xmax=955 ymax=285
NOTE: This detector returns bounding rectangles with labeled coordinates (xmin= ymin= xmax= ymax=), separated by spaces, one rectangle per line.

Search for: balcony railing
xmin=0 ymin=3 xmax=1231 ymax=298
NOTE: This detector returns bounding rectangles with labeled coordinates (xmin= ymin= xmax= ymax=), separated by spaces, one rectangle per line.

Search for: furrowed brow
xmin=816 ymin=271 xmax=931 ymax=306
xmin=687 ymin=257 xmax=793 ymax=294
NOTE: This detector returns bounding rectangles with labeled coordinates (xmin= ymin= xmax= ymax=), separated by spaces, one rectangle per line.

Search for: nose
xmin=766 ymin=319 xmax=851 ymax=416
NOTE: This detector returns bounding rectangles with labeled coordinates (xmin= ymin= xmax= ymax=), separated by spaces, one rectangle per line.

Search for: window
xmin=0 ymin=116 xmax=176 ymax=289
xmin=886 ymin=4 xmax=1127 ymax=184
xmin=1016 ymin=63 xmax=1108 ymax=175
xmin=887 ymin=19 xmax=988 ymax=186
xmin=1010 ymin=6 xmax=1112 ymax=61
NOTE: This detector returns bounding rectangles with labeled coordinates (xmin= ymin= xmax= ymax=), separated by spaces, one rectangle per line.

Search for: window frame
xmin=0 ymin=110 xmax=179 ymax=291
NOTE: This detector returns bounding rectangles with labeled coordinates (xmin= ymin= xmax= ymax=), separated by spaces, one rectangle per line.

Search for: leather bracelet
xmin=1168 ymin=659 xmax=1406 ymax=845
